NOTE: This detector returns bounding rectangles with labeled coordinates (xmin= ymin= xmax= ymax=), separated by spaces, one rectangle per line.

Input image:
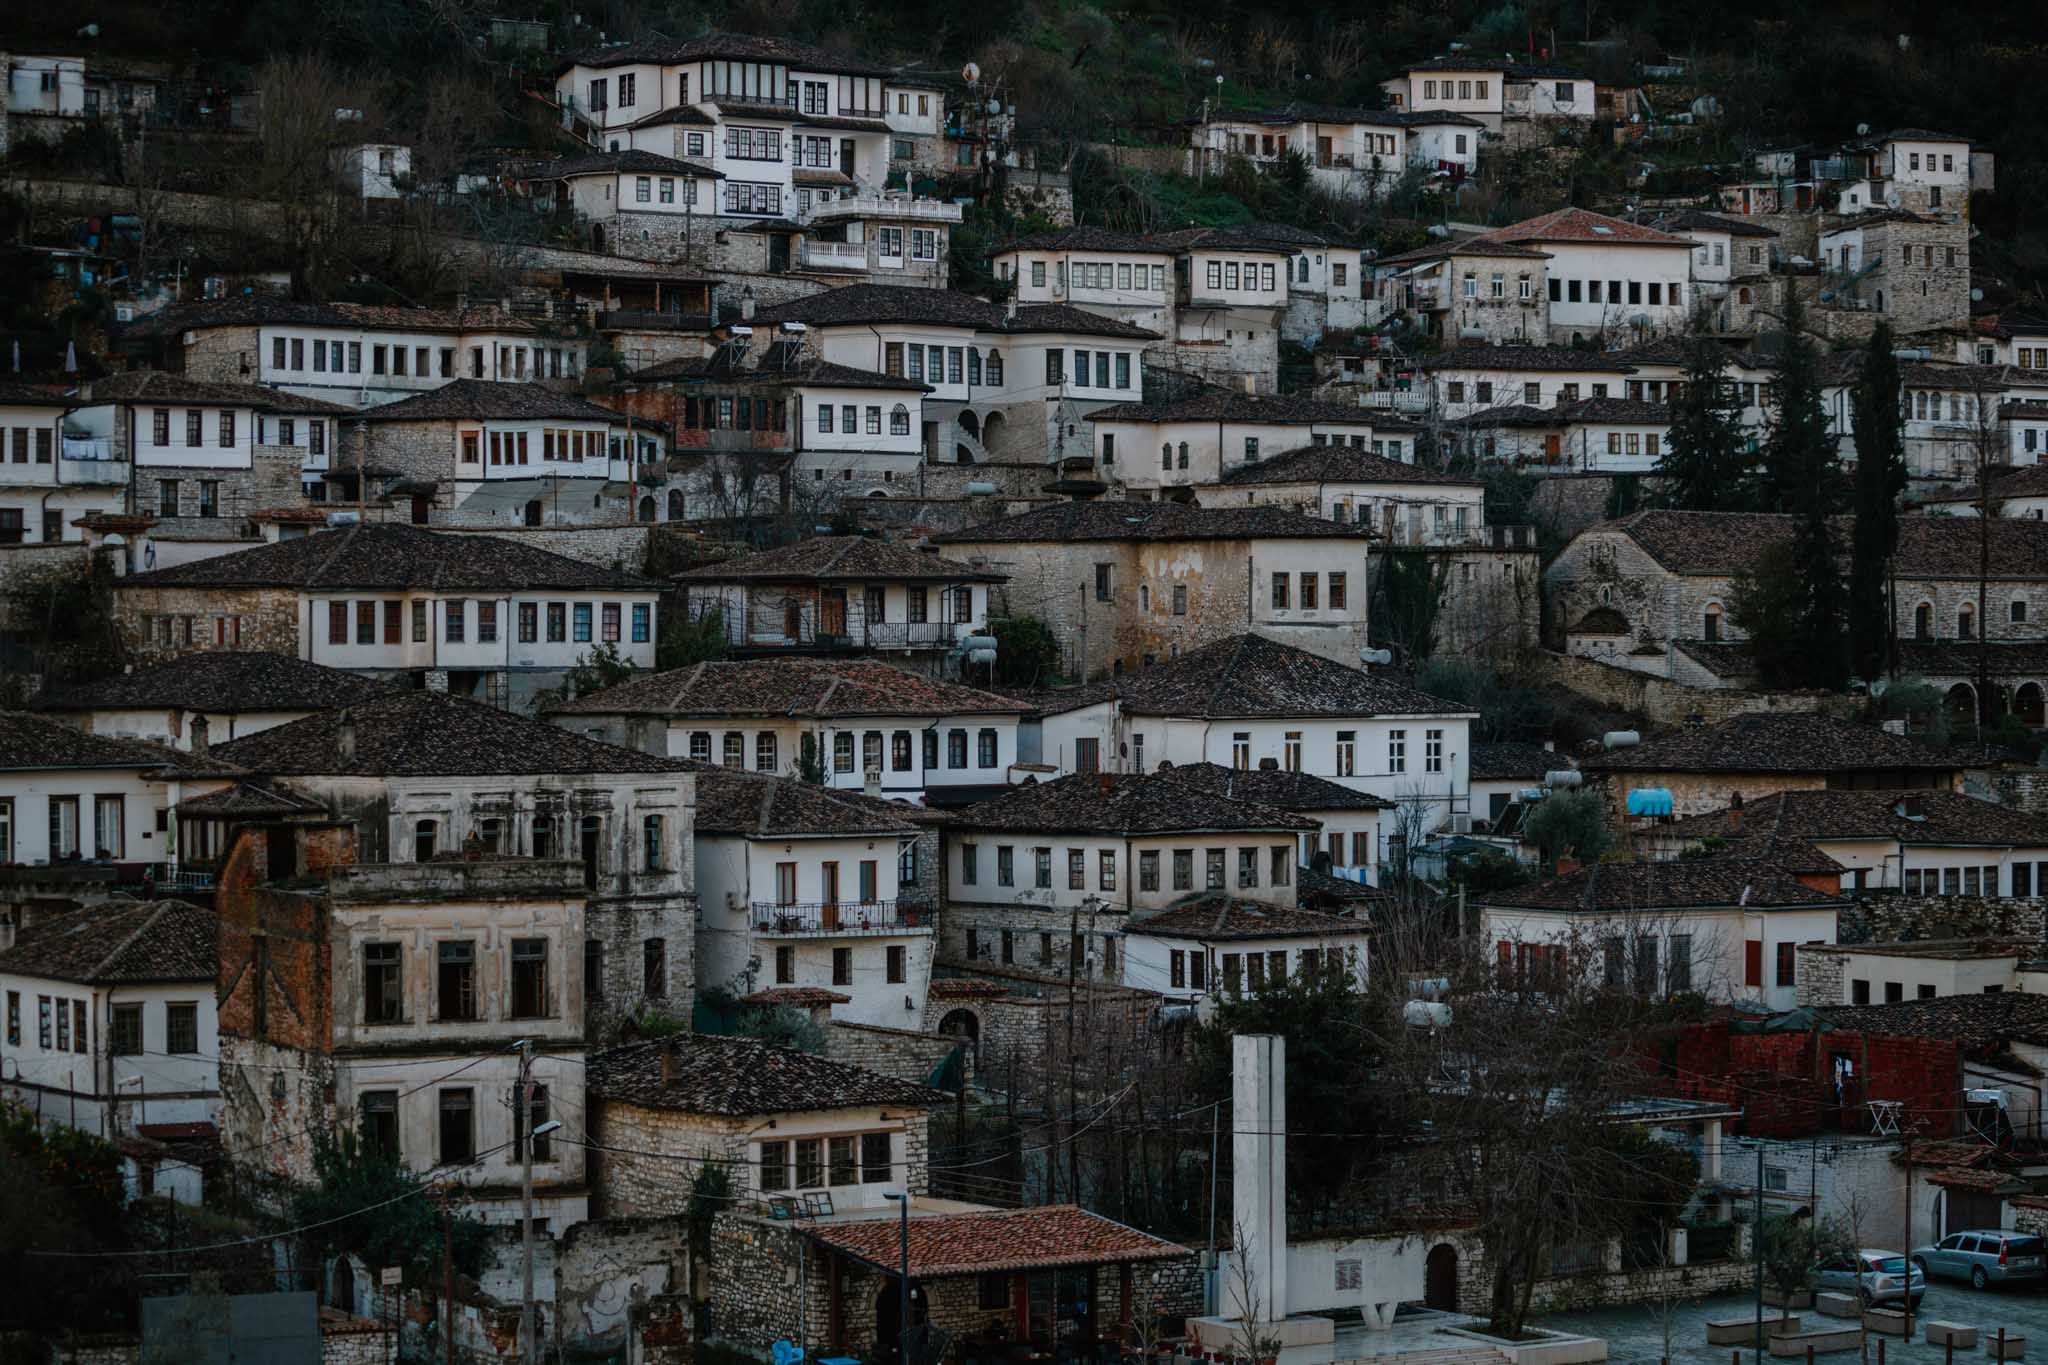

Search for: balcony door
xmin=821 ymin=861 xmax=841 ymax=928
xmin=776 ymin=861 xmax=798 ymax=905
xmin=820 ymin=589 xmax=847 ymax=637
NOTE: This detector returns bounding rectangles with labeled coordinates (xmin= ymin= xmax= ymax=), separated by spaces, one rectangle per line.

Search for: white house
xmin=1453 ymin=396 xmax=1674 ymax=473
xmin=1084 ymin=391 xmax=1387 ymax=497
xmin=1472 ymin=207 xmax=1696 ymax=345
xmin=0 ymin=379 xmax=123 ymax=544
xmin=1155 ymin=761 xmax=1391 ymax=883
xmin=31 ymin=652 xmax=393 ymax=749
xmin=1382 ymin=58 xmax=1509 ymax=131
xmin=1185 ymin=104 xmax=1486 ymax=193
xmin=4 ymin=53 xmax=87 ymax=142
xmin=1871 ymin=129 xmax=1973 ymax=214
xmin=1417 ymin=344 xmax=1639 ymax=420
xmin=1120 ymin=896 xmax=1369 ymax=1011
xmin=0 ymin=900 xmax=219 ymax=1202
xmin=336 ymin=143 xmax=412 ymax=200
xmin=693 ymin=769 xmax=934 ymax=1027
xmin=991 ymin=226 xmax=1179 ymax=340
xmin=1198 ymin=441 xmax=1484 ymax=545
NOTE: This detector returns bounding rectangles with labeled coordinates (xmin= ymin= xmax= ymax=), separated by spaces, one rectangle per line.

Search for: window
xmin=438 ymin=941 xmax=477 ymax=1020
xmin=795 ymin=1139 xmax=824 ymax=1188
xmin=439 ymin=1089 xmax=475 ymax=1163
xmin=574 ymin=604 xmax=592 ymax=642
xmin=1034 ymin=847 xmax=1053 ymax=889
xmin=1173 ymin=849 xmax=1194 ymax=891
xmin=1328 ymin=572 xmax=1346 ymax=610
xmin=508 ymin=938 xmax=549 ymax=1017
xmin=1140 ymin=851 xmax=1160 ymax=891
xmin=886 ymin=944 xmax=906 ymax=984
xmin=110 ymin=1004 xmax=143 ymax=1056
xmin=948 ymin=729 xmax=968 ymax=768
xmin=364 ymin=942 xmax=403 ymax=1022
xmin=1389 ymin=729 xmax=1407 ymax=773
xmin=1425 ymin=728 xmax=1444 ymax=774
xmin=1206 ymin=849 xmax=1226 ymax=890
xmin=996 ymin=845 xmax=1015 ymax=888
xmin=1100 ymin=850 xmax=1117 ymax=891
xmin=362 ymin=1092 xmax=399 ymax=1157
xmin=644 ymin=938 xmax=668 ymax=997
xmin=1272 ymin=572 xmax=1290 ymax=610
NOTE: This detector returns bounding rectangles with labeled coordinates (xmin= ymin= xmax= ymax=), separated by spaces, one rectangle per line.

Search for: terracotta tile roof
xmin=954 ymin=770 xmax=1316 ymax=836
xmin=927 ymin=978 xmax=1013 ymax=999
xmin=0 ymin=381 xmax=73 ymax=407
xmin=1651 ymin=210 xmax=1781 ymax=238
xmin=526 ymin=149 xmax=724 ymax=180
xmin=118 ymin=298 xmax=535 ymax=338
xmin=676 ymin=536 xmax=1000 ymax=584
xmin=552 ymin=658 xmax=1027 ymax=720
xmin=693 ymin=770 xmax=920 ymax=837
xmin=1007 ymin=303 xmax=1161 ymax=340
xmin=1297 ymin=862 xmax=1395 ymax=907
xmin=1477 ymin=207 xmax=1693 ymax=248
xmin=627 ymin=104 xmax=718 ymax=129
xmin=174 ymin=781 xmax=331 ymax=817
xmin=740 ymin=986 xmax=851 ymax=1006
xmin=1204 ymin=102 xmax=1484 ymax=130
xmin=752 ymin=286 xmax=1161 ymax=341
xmin=1553 ymin=396 xmax=1674 ymax=423
xmin=363 ymin=379 xmax=632 ymax=424
xmin=1419 ymin=345 xmax=1637 ymax=373
xmin=1815 ymin=993 xmax=2048 ymax=1050
xmin=1114 ymin=634 xmax=1470 ymax=720
xmin=1582 ymin=712 xmax=1964 ymax=776
xmin=991 ymin=680 xmax=1123 ymax=718
xmin=34 ymin=652 xmax=394 ymax=715
xmin=1129 ymin=895 xmax=1370 ymax=942
xmin=1451 ymin=403 xmax=1558 ymax=430
xmin=118 ymin=522 xmax=659 ymax=591
xmin=1159 ymin=761 xmax=1394 ymax=811
xmin=1591 ymin=510 xmax=2048 ymax=579
xmin=589 ymin=1035 xmax=942 ymax=1116
xmin=632 ymin=356 xmax=926 ymax=391
xmin=212 ymin=691 xmax=693 ymax=777
xmin=1656 ymin=789 xmax=2048 ymax=849
xmin=1374 ymin=240 xmax=1552 ymax=267
xmin=0 ymin=900 xmax=215 ymax=984
xmin=84 ymin=372 xmax=358 ymax=415
xmin=1925 ymin=1167 xmax=2015 ymax=1192
xmin=1471 ymin=742 xmax=1569 ymax=781
xmin=802 ymin=1204 xmax=1190 ymax=1276
xmin=1086 ymin=392 xmax=1375 ymax=425
xmin=0 ymin=711 xmax=241 ymax=775
xmin=562 ymin=32 xmax=899 ymax=79
xmin=1892 ymin=638 xmax=2048 ymax=677
xmin=1479 ymin=859 xmax=1847 ymax=913
xmin=931 ymin=499 xmax=1374 ymax=545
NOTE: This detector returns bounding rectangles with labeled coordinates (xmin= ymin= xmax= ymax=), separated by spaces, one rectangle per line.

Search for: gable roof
xmin=362 ymin=380 xmax=633 ymax=424
xmin=1581 ymin=712 xmax=1964 ymax=776
xmin=0 ymin=900 xmax=215 ymax=985
xmin=34 ymin=652 xmax=395 ymax=717
xmin=1471 ymin=742 xmax=1569 ymax=782
xmin=1476 ymin=207 xmax=1693 ymax=248
xmin=118 ymin=523 xmax=659 ymax=592
xmin=676 ymin=536 xmax=1001 ymax=584
xmin=995 ymin=226 xmax=1171 ymax=256
xmin=952 ymin=771 xmax=1316 ymax=836
xmin=1656 ymin=789 xmax=2048 ymax=849
xmin=550 ymin=658 xmax=1028 ymax=719
xmin=118 ymin=298 xmax=535 ymax=339
xmin=1651 ymin=209 xmax=1781 ymax=239
xmin=1373 ymin=239 xmax=1553 ymax=268
xmin=1085 ymin=391 xmax=1377 ymax=425
xmin=693 ymin=770 xmax=920 ymax=837
xmin=525 ymin=148 xmax=724 ymax=181
xmin=1115 ymin=634 xmax=1472 ymax=720
xmin=1129 ymin=895 xmax=1371 ymax=942
xmin=1590 ymin=510 xmax=2048 ymax=578
xmin=1815 ymin=993 xmax=2048 ymax=1051
xmin=1158 ymin=761 xmax=1394 ymax=811
xmin=589 ymin=1035 xmax=941 ymax=1116
xmin=83 ymin=372 xmax=358 ymax=415
xmin=211 ymin=690 xmax=693 ymax=777
xmin=1419 ymin=345 xmax=1637 ymax=373
xmin=930 ymin=499 xmax=1374 ymax=545
xmin=1216 ymin=445 xmax=1470 ymax=487
xmin=561 ymin=32 xmax=899 ymax=79
xmin=1479 ymin=858 xmax=1847 ymax=913
xmin=0 ymin=381 xmax=77 ymax=408
xmin=752 ymin=286 xmax=1160 ymax=340
xmin=802 ymin=1204 xmax=1190 ymax=1277
xmin=0 ymin=711 xmax=241 ymax=776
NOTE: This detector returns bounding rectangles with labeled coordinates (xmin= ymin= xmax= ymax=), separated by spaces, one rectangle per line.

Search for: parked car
xmin=1810 ymin=1248 xmax=1926 ymax=1307
xmin=1912 ymin=1231 xmax=2048 ymax=1290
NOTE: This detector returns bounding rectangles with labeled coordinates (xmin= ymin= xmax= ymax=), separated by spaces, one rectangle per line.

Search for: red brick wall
xmin=215 ymin=826 xmax=343 ymax=1053
xmin=1655 ymin=1019 xmax=1963 ymax=1138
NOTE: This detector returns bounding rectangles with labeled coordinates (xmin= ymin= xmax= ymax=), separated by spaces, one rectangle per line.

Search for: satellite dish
xmin=986 ymin=99 xmax=1001 ymax=114
xmin=1856 ymin=122 xmax=1870 ymax=136
xmin=1869 ymin=678 xmax=1889 ymax=699
xmin=1885 ymin=190 xmax=1901 ymax=209
xmin=1215 ymin=74 xmax=1225 ymax=87
xmin=1971 ymin=288 xmax=1985 ymax=302
xmin=961 ymin=61 xmax=981 ymax=83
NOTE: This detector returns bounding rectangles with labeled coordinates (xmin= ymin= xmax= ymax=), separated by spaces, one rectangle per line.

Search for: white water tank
xmin=1602 ymin=729 xmax=1640 ymax=749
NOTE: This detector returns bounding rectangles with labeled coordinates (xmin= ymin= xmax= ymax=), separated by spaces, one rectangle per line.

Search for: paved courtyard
xmin=1535 ymin=1282 xmax=2048 ymax=1365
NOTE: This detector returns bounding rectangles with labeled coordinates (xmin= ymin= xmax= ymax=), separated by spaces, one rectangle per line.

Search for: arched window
xmin=1914 ymin=602 xmax=1933 ymax=639
xmin=967 ymin=350 xmax=982 ymax=386
xmin=1959 ymin=603 xmax=1976 ymax=640
xmin=1162 ymin=443 xmax=1172 ymax=470
xmin=637 ymin=495 xmax=655 ymax=523
xmin=889 ymin=404 xmax=910 ymax=436
xmin=985 ymin=351 xmax=1004 ymax=386
xmin=1177 ymin=442 xmax=1189 ymax=469
xmin=1703 ymin=604 xmax=1723 ymax=642
xmin=1737 ymin=287 xmax=1751 ymax=304
xmin=1296 ymin=256 xmax=1309 ymax=283
xmin=668 ymin=488 xmax=685 ymax=520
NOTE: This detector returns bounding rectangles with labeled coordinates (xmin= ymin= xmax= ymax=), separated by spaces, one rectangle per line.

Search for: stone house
xmin=711 ymin=1201 xmax=1193 ymax=1363
xmin=1580 ymin=711 xmax=1966 ymax=824
xmin=1186 ymin=104 xmax=1486 ymax=196
xmin=1414 ymin=344 xmax=1639 ymax=421
xmin=1452 ymin=396 xmax=1675 ymax=474
xmin=1371 ymin=240 xmax=1553 ymax=346
xmin=1154 ymin=761 xmax=1392 ymax=883
xmin=31 ymin=650 xmax=393 ymax=749
xmin=548 ymin=655 xmax=1030 ymax=804
xmin=1650 ymin=210 xmax=1780 ymax=333
xmin=589 ymin=1031 xmax=941 ymax=1217
xmin=1195 ymin=441 xmax=1475 ymax=534
xmin=111 ymin=521 xmax=664 ymax=710
xmin=1640 ymin=788 xmax=2048 ymax=899
xmin=1816 ymin=211 xmax=1970 ymax=336
xmin=930 ymin=499 xmax=1374 ymax=680
xmin=0 ymin=898 xmax=218 ymax=1171
xmin=1480 ymin=857 xmax=1846 ymax=1012
xmin=114 ymin=297 xmax=574 ymax=408
xmin=1794 ymin=939 xmax=2046 ymax=1008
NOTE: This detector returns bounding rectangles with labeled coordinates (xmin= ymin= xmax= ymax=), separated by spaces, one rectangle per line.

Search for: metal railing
xmin=749 ymin=901 xmax=932 ymax=934
xmin=802 ymin=195 xmax=963 ymax=225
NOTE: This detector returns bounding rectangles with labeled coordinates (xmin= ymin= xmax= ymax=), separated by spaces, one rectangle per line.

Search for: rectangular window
xmin=1271 ymin=572 xmax=1290 ymax=610
xmin=445 ymin=599 xmax=466 ymax=643
xmin=573 ymin=604 xmax=593 ymax=642
xmin=439 ymin=1089 xmax=475 ymax=1163
xmin=364 ymin=942 xmax=403 ymax=1023
xmin=437 ymin=941 xmax=477 ymax=1020
xmin=1389 ymin=729 xmax=1406 ymax=773
xmin=511 ymin=939 xmax=549 ymax=1017
xmin=110 ymin=1004 xmax=143 ymax=1056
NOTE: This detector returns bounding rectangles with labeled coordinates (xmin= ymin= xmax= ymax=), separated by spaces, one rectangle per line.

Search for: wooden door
xmin=820 ymin=589 xmax=847 ymax=637
xmin=1543 ymin=433 xmax=1562 ymax=462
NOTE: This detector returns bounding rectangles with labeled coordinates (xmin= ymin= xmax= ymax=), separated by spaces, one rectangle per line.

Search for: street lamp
xmin=882 ymin=1191 xmax=912 ymax=1365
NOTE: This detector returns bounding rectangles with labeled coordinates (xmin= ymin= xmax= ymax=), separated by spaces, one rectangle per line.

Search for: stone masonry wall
xmin=555 ymin=1215 xmax=689 ymax=1353
xmin=1794 ymin=945 xmax=1847 ymax=1007
xmin=1835 ymin=895 xmax=2045 ymax=946
xmin=586 ymin=892 xmax=697 ymax=1042
xmin=821 ymin=1020 xmax=966 ymax=1086
xmin=1538 ymin=651 xmax=1859 ymax=728
xmin=114 ymin=584 xmax=300 ymax=661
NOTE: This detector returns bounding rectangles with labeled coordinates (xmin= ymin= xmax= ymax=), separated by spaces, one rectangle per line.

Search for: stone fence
xmin=1836 ymin=895 xmax=2045 ymax=946
xmin=822 ymin=1019 xmax=967 ymax=1086
xmin=1539 ymin=651 xmax=1859 ymax=728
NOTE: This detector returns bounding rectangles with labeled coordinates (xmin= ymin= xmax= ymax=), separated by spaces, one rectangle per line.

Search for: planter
xmin=1762 ymin=1288 xmax=1814 ymax=1309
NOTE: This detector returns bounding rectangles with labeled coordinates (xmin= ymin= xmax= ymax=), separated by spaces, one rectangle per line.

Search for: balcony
xmin=799 ymin=240 xmax=871 ymax=272
xmin=750 ymin=901 xmax=934 ymax=936
xmin=598 ymin=310 xmax=714 ymax=333
xmin=1360 ymin=389 xmax=1431 ymax=413
xmin=803 ymin=194 xmax=963 ymax=226
xmin=61 ymin=438 xmax=128 ymax=485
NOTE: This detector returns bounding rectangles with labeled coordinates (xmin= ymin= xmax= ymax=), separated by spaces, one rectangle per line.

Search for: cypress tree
xmin=1654 ymin=314 xmax=1752 ymax=510
xmin=1765 ymin=292 xmax=1850 ymax=688
xmin=1847 ymin=322 xmax=1907 ymax=684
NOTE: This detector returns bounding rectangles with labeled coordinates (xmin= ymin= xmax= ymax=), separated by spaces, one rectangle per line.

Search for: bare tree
xmin=251 ymin=55 xmax=387 ymax=297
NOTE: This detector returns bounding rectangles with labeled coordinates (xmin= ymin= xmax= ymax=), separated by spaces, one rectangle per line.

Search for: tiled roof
xmin=1419 ymin=345 xmax=1637 ymax=373
xmin=1159 ymin=761 xmax=1393 ymax=811
xmin=34 ymin=652 xmax=394 ymax=715
xmin=1008 ymin=303 xmax=1160 ymax=340
xmin=753 ymin=286 xmax=1161 ymax=340
xmin=563 ymin=32 xmax=899 ymax=79
xmin=552 ymin=657 xmax=1027 ymax=719
xmin=1553 ymin=396 xmax=1674 ymax=423
xmin=119 ymin=523 xmax=659 ymax=591
xmin=802 ymin=1204 xmax=1190 ymax=1276
xmin=1876 ymin=128 xmax=1973 ymax=145
xmin=1656 ymin=790 xmax=2048 ymax=849
xmin=676 ymin=535 xmax=1001 ymax=584
xmin=995 ymin=226 xmax=1169 ymax=255
xmin=1198 ymin=101 xmax=1482 ymax=130
xmin=174 ymin=781 xmax=331 ymax=817
xmin=0 ymin=381 xmax=74 ymax=407
xmin=1404 ymin=55 xmax=1512 ymax=72
xmin=1814 ymin=993 xmax=2048 ymax=1050
xmin=740 ymin=986 xmax=851 ymax=1006
xmin=526 ymin=149 xmax=725 ymax=180
xmin=211 ymin=691 xmax=693 ymax=777
xmin=362 ymin=379 xmax=631 ymax=424
xmin=1115 ymin=634 xmax=1471 ymax=720
xmin=627 ymin=104 xmax=718 ymax=128
xmin=1479 ymin=859 xmax=1846 ymax=913
xmin=1086 ymin=392 xmax=1374 ymax=425
xmin=83 ymin=372 xmax=358 ymax=415
xmin=1892 ymin=638 xmax=2048 ymax=678
xmin=1471 ymin=742 xmax=1568 ymax=781
xmin=118 ymin=298 xmax=535 ymax=338
xmin=1477 ymin=207 xmax=1693 ymax=248
xmin=927 ymin=977 xmax=1013 ymax=999
xmin=589 ymin=1035 xmax=942 ymax=1116
xmin=0 ymin=900 xmax=215 ymax=984
xmin=1373 ymin=240 xmax=1553 ymax=267
xmin=1217 ymin=443 xmax=1471 ymax=486
xmin=953 ymin=771 xmax=1316 ymax=836
xmin=1581 ymin=712 xmax=1964 ymax=776
xmin=1130 ymin=895 xmax=1370 ymax=942
xmin=694 ymin=770 xmax=919 ymax=837
xmin=0 ymin=711 xmax=240 ymax=775
xmin=630 ymin=355 xmax=928 ymax=392
xmin=1651 ymin=210 xmax=1781 ymax=238
xmin=1452 ymin=403 xmax=1561 ymax=430
xmin=1595 ymin=510 xmax=2048 ymax=578
xmin=931 ymin=499 xmax=1374 ymax=545
xmin=993 ymin=680 xmax=1124 ymax=718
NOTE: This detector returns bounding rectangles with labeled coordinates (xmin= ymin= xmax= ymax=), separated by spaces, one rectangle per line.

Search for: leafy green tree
xmin=988 ymin=614 xmax=1062 ymax=687
xmin=0 ymin=1100 xmax=131 ymax=1331
xmin=796 ymin=733 xmax=827 ymax=784
xmin=1848 ymin=322 xmax=1907 ymax=684
xmin=293 ymin=1127 xmax=491 ymax=1292
xmin=1415 ymin=657 xmax=1556 ymax=742
xmin=656 ymin=609 xmax=731 ymax=671
xmin=1372 ymin=552 xmax=1447 ymax=662
xmin=1760 ymin=293 xmax=1850 ymax=688
xmin=558 ymin=640 xmax=635 ymax=700
xmin=1522 ymin=789 xmax=1613 ymax=872
xmin=1655 ymin=323 xmax=1754 ymax=511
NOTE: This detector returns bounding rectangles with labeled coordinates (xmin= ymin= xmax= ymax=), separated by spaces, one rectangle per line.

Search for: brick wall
xmin=1990 ymin=770 xmax=2048 ymax=817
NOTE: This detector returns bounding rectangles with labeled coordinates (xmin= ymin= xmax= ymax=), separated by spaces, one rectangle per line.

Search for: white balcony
xmin=802 ymin=195 xmax=963 ymax=226
xmin=800 ymin=240 xmax=872 ymax=272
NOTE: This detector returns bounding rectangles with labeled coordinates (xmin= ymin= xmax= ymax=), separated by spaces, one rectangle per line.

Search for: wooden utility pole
xmin=443 ymin=1205 xmax=455 ymax=1365
xmin=1903 ymin=1136 xmax=1915 ymax=1337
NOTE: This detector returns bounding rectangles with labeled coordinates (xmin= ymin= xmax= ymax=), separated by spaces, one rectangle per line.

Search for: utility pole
xmin=443 ymin=1204 xmax=455 ymax=1365
xmin=519 ymin=1040 xmax=537 ymax=1365
xmin=1903 ymin=1135 xmax=1915 ymax=1338
xmin=1753 ymin=1142 xmax=1764 ymax=1364
xmin=1066 ymin=903 xmax=1080 ymax=1205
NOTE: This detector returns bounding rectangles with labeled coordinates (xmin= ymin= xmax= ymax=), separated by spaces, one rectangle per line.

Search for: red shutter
xmin=1744 ymin=940 xmax=1764 ymax=988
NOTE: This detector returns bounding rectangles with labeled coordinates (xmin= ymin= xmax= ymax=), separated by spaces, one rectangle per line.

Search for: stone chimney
xmin=189 ymin=714 xmax=210 ymax=755
xmin=1729 ymin=790 xmax=1744 ymax=831
xmin=1257 ymin=756 xmax=1280 ymax=771
xmin=335 ymin=707 xmax=356 ymax=762
xmin=739 ymin=287 xmax=756 ymax=321
xmin=1005 ymin=292 xmax=1019 ymax=321
xmin=659 ymin=1042 xmax=680 ymax=1085
xmin=864 ymin=767 xmax=882 ymax=797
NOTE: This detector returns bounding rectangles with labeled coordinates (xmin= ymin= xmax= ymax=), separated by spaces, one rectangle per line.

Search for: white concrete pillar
xmin=1705 ymin=1118 xmax=1723 ymax=1180
xmin=1233 ymin=1032 xmax=1287 ymax=1323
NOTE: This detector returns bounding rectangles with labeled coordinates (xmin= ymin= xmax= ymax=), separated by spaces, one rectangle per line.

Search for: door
xmin=821 ymin=861 xmax=841 ymax=930
xmin=839 ymin=138 xmax=855 ymax=177
xmin=784 ymin=598 xmax=802 ymax=641
xmin=769 ymin=234 xmax=791 ymax=273
xmin=820 ymin=588 xmax=847 ymax=638
xmin=1543 ymin=433 xmax=1562 ymax=463
xmin=411 ymin=495 xmax=431 ymax=525
xmin=1425 ymin=1244 xmax=1458 ymax=1311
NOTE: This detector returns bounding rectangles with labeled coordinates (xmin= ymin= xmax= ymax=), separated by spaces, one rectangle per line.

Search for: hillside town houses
xmin=18 ymin=15 xmax=2048 ymax=1365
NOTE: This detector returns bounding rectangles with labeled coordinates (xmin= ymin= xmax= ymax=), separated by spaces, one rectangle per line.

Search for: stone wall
xmin=586 ymin=892 xmax=699 ymax=1043
xmin=1538 ymin=651 xmax=1856 ymax=728
xmin=1987 ymin=769 xmax=2048 ymax=818
xmin=1373 ymin=544 xmax=1542 ymax=660
xmin=821 ymin=1020 xmax=966 ymax=1086
xmin=556 ymin=1215 xmax=690 ymax=1354
xmin=1835 ymin=895 xmax=2045 ymax=946
xmin=1794 ymin=945 xmax=1846 ymax=1008
xmin=1528 ymin=474 xmax=1638 ymax=544
xmin=321 ymin=1319 xmax=395 ymax=1365
xmin=113 ymin=583 xmax=300 ymax=661
xmin=1450 ymin=1226 xmax=1755 ymax=1317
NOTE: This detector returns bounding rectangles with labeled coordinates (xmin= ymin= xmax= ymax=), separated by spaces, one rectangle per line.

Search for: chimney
xmin=1005 ymin=292 xmax=1019 ymax=321
xmin=1098 ymin=770 xmax=1114 ymax=794
xmin=659 ymin=1043 xmax=680 ymax=1085
xmin=335 ymin=707 xmax=356 ymax=762
xmin=1729 ymin=790 xmax=1743 ymax=831
xmin=1257 ymin=756 xmax=1280 ymax=771
xmin=190 ymin=713 xmax=210 ymax=755
xmin=864 ymin=767 xmax=882 ymax=797
xmin=1232 ymin=1034 xmax=1288 ymax=1326
xmin=1242 ymin=374 xmax=1257 ymax=395
xmin=740 ymin=287 xmax=756 ymax=321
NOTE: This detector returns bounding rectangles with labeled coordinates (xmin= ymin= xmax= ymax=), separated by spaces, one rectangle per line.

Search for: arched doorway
xmin=667 ymin=489 xmax=685 ymax=521
xmin=1945 ymin=683 xmax=1977 ymax=717
xmin=1914 ymin=602 xmax=1933 ymax=640
xmin=1425 ymin=1244 xmax=1459 ymax=1311
xmin=638 ymin=495 xmax=656 ymax=523
xmin=2016 ymin=682 xmax=2045 ymax=727
xmin=524 ymin=499 xmax=543 ymax=528
xmin=937 ymin=1008 xmax=980 ymax=1066
xmin=981 ymin=410 xmax=1007 ymax=456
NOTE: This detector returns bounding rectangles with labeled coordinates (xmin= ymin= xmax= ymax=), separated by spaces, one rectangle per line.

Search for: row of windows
xmin=0 ymin=793 xmax=125 ymax=861
xmin=458 ymin=428 xmax=613 ymax=466
xmin=1269 ymin=570 xmax=1347 ymax=612
xmin=964 ymin=926 xmax=1119 ymax=976
xmin=1910 ymin=597 xmax=2029 ymax=639
xmin=633 ymin=175 xmax=698 ymax=206
xmin=1203 ymin=260 xmax=1279 ymax=294
xmin=724 ymin=181 xmax=784 ymax=215
xmin=1902 ymin=863 xmax=2043 ymax=897
xmin=881 ymin=343 xmax=1005 ymax=388
xmin=1064 ymin=260 xmax=1167 ymax=294
xmin=266 ymin=337 xmax=574 ymax=382
xmin=1548 ymin=277 xmax=1683 ymax=308
xmin=360 ymin=1084 xmax=551 ymax=1166
xmin=1045 ymin=348 xmax=1133 ymax=391
xmin=1603 ymin=431 xmax=1664 ymax=457
xmin=686 ymin=723 xmax=992 ymax=773
xmin=155 ymin=477 xmax=224 ymax=517
xmin=107 ymin=999 xmax=202 ymax=1055
xmin=3 ymin=427 xmax=54 ymax=463
xmin=1419 ymin=78 xmax=1491 ymax=102
xmin=1226 ymin=725 xmax=1438 ymax=777
xmin=3 ymin=990 xmax=96 ymax=1053
xmin=875 ymin=227 xmax=941 ymax=262
xmin=361 ymin=937 xmax=556 ymax=1023
xmin=136 ymin=612 xmax=244 ymax=651
xmin=818 ymin=403 xmax=912 ymax=436
xmin=757 ymin=1132 xmax=894 ymax=1192
xmin=959 ymin=843 xmax=1294 ymax=893
xmin=769 ymin=941 xmax=907 ymax=986
xmin=147 ymin=408 xmax=238 ymax=448
xmin=322 ymin=599 xmax=650 ymax=647
xmin=1170 ymin=944 xmax=1355 ymax=993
